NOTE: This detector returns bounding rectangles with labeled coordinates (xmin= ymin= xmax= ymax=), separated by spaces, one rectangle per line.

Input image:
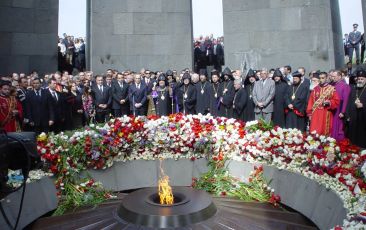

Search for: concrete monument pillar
xmin=223 ymin=0 xmax=343 ymax=73
xmin=90 ymin=0 xmax=193 ymax=74
xmin=363 ymin=0 xmax=366 ymax=38
xmin=0 ymin=0 xmax=59 ymax=75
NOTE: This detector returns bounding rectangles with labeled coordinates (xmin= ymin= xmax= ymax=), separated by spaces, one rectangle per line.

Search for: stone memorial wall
xmin=89 ymin=0 xmax=193 ymax=74
xmin=0 ymin=0 xmax=58 ymax=75
xmin=223 ymin=0 xmax=344 ymax=72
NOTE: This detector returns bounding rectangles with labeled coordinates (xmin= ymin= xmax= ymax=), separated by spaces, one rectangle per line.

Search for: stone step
xmin=217 ymin=204 xmax=314 ymax=228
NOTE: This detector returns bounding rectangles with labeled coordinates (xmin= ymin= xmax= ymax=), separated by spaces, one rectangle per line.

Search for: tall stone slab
xmin=363 ymin=0 xmax=366 ymax=37
xmin=90 ymin=0 xmax=193 ymax=74
xmin=223 ymin=0 xmax=343 ymax=73
xmin=0 ymin=0 xmax=58 ymax=75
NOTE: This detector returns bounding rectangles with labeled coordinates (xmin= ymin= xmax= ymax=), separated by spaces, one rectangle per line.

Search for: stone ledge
xmin=0 ymin=177 xmax=58 ymax=230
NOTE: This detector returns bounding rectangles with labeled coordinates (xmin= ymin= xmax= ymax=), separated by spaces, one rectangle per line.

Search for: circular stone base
xmin=117 ymin=187 xmax=217 ymax=228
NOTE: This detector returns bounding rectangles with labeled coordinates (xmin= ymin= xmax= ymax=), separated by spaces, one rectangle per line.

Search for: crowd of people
xmin=343 ymin=23 xmax=365 ymax=64
xmin=58 ymin=33 xmax=86 ymax=74
xmin=194 ymin=35 xmax=225 ymax=73
xmin=0 ymin=62 xmax=365 ymax=148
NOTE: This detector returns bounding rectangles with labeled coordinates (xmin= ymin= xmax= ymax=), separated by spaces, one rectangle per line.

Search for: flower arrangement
xmin=33 ymin=114 xmax=366 ymax=228
xmin=192 ymin=154 xmax=280 ymax=206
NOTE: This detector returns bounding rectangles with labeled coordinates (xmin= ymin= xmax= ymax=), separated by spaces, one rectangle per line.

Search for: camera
xmin=0 ymin=131 xmax=42 ymax=199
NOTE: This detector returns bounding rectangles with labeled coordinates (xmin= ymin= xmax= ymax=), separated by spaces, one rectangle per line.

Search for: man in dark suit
xmin=25 ymin=78 xmax=53 ymax=134
xmin=298 ymin=67 xmax=311 ymax=89
xmin=128 ymin=74 xmax=147 ymax=116
xmin=44 ymin=78 xmax=65 ymax=133
xmin=112 ymin=73 xmax=129 ymax=117
xmin=213 ymin=39 xmax=224 ymax=72
xmin=143 ymin=70 xmax=156 ymax=115
xmin=92 ymin=75 xmax=112 ymax=123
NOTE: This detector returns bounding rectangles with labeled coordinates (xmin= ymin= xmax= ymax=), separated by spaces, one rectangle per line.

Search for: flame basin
xmin=117 ymin=186 xmax=217 ymax=228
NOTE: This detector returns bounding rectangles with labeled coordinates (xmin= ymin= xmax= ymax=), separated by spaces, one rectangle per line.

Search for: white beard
xmin=357 ymin=83 xmax=365 ymax=88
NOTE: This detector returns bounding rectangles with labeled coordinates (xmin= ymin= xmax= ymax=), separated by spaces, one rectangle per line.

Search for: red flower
xmin=221 ymin=191 xmax=227 ymax=196
xmin=50 ymin=165 xmax=58 ymax=174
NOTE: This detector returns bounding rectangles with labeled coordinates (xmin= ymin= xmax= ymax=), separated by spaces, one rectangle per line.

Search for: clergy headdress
xmin=292 ymin=71 xmax=302 ymax=79
xmin=273 ymin=69 xmax=283 ymax=78
xmin=356 ymin=69 xmax=366 ymax=78
xmin=166 ymin=70 xmax=173 ymax=77
xmin=158 ymin=73 xmax=167 ymax=83
xmin=246 ymin=69 xmax=255 ymax=78
xmin=244 ymin=69 xmax=257 ymax=85
xmin=221 ymin=67 xmax=234 ymax=80
xmin=182 ymin=72 xmax=191 ymax=81
xmin=312 ymin=71 xmax=320 ymax=79
xmin=273 ymin=68 xmax=286 ymax=82
xmin=211 ymin=69 xmax=219 ymax=77
xmin=199 ymin=69 xmax=208 ymax=77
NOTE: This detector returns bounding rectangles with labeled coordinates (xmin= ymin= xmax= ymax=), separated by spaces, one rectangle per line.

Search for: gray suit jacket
xmin=349 ymin=31 xmax=362 ymax=46
xmin=252 ymin=78 xmax=275 ymax=113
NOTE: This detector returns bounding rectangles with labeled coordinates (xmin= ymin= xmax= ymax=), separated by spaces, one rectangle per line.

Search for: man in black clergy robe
xmin=154 ymin=73 xmax=171 ymax=116
xmin=177 ymin=72 xmax=196 ymax=114
xmin=346 ymin=69 xmax=366 ymax=148
xmin=243 ymin=69 xmax=257 ymax=121
xmin=209 ymin=70 xmax=221 ymax=117
xmin=92 ymin=75 xmax=112 ymax=123
xmin=195 ymin=69 xmax=211 ymax=115
xmin=232 ymin=79 xmax=247 ymax=121
xmin=285 ymin=71 xmax=308 ymax=131
xmin=166 ymin=70 xmax=179 ymax=114
xmin=112 ymin=72 xmax=129 ymax=117
xmin=128 ymin=74 xmax=147 ymax=116
xmin=219 ymin=67 xmax=235 ymax=118
xmin=273 ymin=69 xmax=289 ymax=128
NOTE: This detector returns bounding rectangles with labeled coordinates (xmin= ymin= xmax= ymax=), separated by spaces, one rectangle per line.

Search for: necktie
xmin=37 ymin=90 xmax=41 ymax=97
xmin=137 ymin=84 xmax=140 ymax=89
xmin=52 ymin=91 xmax=57 ymax=101
xmin=99 ymin=86 xmax=103 ymax=93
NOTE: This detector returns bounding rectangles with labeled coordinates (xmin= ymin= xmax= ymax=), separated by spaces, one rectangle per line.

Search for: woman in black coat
xmin=69 ymin=82 xmax=84 ymax=129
